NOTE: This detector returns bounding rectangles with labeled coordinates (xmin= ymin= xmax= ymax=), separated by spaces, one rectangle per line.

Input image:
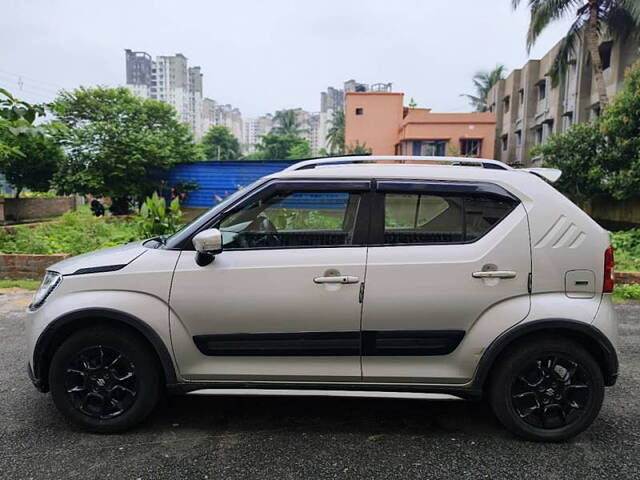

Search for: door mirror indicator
xmin=192 ymin=229 xmax=223 ymax=266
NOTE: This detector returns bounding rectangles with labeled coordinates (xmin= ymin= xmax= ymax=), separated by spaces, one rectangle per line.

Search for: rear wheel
xmin=489 ymin=337 xmax=604 ymax=442
xmin=49 ymin=326 xmax=161 ymax=433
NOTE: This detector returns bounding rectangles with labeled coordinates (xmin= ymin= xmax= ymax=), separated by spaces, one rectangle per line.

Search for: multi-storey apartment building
xmin=125 ymin=49 xmax=207 ymax=139
xmin=487 ymin=34 xmax=639 ymax=166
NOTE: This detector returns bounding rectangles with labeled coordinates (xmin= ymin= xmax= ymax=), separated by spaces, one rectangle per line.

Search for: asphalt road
xmin=1 ymin=290 xmax=639 ymax=479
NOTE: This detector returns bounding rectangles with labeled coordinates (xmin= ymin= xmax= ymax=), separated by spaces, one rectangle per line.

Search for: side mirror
xmin=192 ymin=228 xmax=223 ymax=266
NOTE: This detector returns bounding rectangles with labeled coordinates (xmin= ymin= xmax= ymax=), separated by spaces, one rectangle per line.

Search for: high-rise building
xmin=125 ymin=49 xmax=227 ymax=140
xmin=242 ymin=114 xmax=273 ymax=154
xmin=320 ymin=86 xmax=343 ymax=113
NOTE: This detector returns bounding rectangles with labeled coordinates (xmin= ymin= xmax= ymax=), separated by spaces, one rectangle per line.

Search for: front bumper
xmin=28 ymin=362 xmax=46 ymax=393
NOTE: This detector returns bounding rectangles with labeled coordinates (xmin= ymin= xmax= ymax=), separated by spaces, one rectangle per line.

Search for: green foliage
xmin=137 ymin=192 xmax=184 ymax=238
xmin=0 ymin=88 xmax=48 ymax=160
xmin=0 ymin=132 xmax=64 ymax=197
xmin=613 ymin=283 xmax=640 ymax=301
xmin=534 ymin=122 xmax=607 ymax=202
xmin=326 ymin=110 xmax=345 ymax=154
xmin=345 ymin=140 xmax=372 ymax=155
xmin=600 ymin=60 xmax=640 ymax=199
xmin=52 ymin=87 xmax=201 ymax=211
xmin=0 ymin=207 xmax=139 ymax=256
xmin=254 ymin=133 xmax=311 ymax=160
xmin=272 ymin=109 xmax=306 ymax=136
xmin=200 ymin=125 xmax=241 ymax=160
xmin=611 ymin=229 xmax=640 ymax=271
xmin=268 ymin=209 xmax=343 ymax=230
xmin=461 ymin=65 xmax=505 ymax=112
xmin=287 ymin=140 xmax=312 ymax=159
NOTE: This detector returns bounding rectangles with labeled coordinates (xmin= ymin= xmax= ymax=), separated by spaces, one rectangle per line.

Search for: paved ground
xmin=1 ymin=290 xmax=639 ymax=479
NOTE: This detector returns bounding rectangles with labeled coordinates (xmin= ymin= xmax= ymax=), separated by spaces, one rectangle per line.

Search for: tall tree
xmin=326 ymin=110 xmax=345 ymax=154
xmin=512 ymin=0 xmax=640 ymax=107
xmin=253 ymin=133 xmax=310 ymax=159
xmin=461 ymin=65 xmax=505 ymax=112
xmin=272 ymin=109 xmax=305 ymax=136
xmin=200 ymin=125 xmax=241 ymax=160
xmin=52 ymin=86 xmax=201 ymax=214
xmin=0 ymin=88 xmax=47 ymax=160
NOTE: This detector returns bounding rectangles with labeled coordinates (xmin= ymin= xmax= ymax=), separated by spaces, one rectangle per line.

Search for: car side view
xmin=25 ymin=156 xmax=618 ymax=442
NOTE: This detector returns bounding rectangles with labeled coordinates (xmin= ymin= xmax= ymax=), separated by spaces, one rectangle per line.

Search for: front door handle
xmin=472 ymin=270 xmax=517 ymax=279
xmin=314 ymin=275 xmax=360 ymax=284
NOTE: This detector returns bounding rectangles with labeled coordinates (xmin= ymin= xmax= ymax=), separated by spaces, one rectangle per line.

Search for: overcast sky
xmin=1 ymin=0 xmax=574 ymax=117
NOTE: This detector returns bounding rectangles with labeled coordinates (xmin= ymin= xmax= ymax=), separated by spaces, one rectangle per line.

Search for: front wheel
xmin=489 ymin=337 xmax=604 ymax=442
xmin=49 ymin=326 xmax=161 ymax=433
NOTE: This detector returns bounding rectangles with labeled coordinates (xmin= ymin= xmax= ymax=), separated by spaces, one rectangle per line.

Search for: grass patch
xmin=613 ymin=283 xmax=640 ymax=302
xmin=0 ymin=206 xmax=141 ymax=256
xmin=0 ymin=278 xmax=40 ymax=290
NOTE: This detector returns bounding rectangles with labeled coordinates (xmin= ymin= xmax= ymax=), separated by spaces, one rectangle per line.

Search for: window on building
xmin=383 ymin=192 xmax=517 ymax=244
xmin=460 ymin=139 xmax=482 ymax=157
xmin=534 ymin=125 xmax=543 ymax=145
xmin=501 ymin=134 xmax=508 ymax=151
xmin=518 ymin=89 xmax=524 ymax=105
xmin=515 ymin=130 xmax=522 ymax=147
xmin=418 ymin=140 xmax=447 ymax=156
xmin=562 ymin=112 xmax=573 ymax=132
xmin=599 ymin=41 xmax=613 ymax=70
xmin=537 ymin=80 xmax=547 ymax=101
xmin=355 ymin=107 xmax=364 ymax=115
xmin=503 ymin=96 xmax=510 ymax=113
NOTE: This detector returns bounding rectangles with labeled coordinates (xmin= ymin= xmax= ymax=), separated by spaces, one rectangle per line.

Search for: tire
xmin=489 ymin=336 xmax=604 ymax=442
xmin=49 ymin=326 xmax=161 ymax=433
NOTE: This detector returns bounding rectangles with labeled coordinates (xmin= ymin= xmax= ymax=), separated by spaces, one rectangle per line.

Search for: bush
xmin=611 ymin=229 xmax=640 ymax=271
xmin=0 ymin=207 xmax=140 ymax=255
xmin=136 ymin=192 xmax=183 ymax=238
xmin=614 ymin=283 xmax=640 ymax=301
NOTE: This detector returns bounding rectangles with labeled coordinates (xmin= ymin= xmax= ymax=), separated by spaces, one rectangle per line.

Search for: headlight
xmin=30 ymin=271 xmax=62 ymax=310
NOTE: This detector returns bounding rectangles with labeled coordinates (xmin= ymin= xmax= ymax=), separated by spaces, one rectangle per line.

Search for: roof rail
xmin=283 ymin=156 xmax=512 ymax=172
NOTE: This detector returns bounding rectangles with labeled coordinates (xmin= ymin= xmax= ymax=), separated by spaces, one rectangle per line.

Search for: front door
xmin=361 ymin=180 xmax=531 ymax=384
xmin=170 ymin=180 xmax=370 ymax=382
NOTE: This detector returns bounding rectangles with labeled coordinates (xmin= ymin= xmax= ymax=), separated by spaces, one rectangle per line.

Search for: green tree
xmin=534 ymin=122 xmax=607 ymax=202
xmin=512 ymin=0 xmax=640 ymax=106
xmin=0 ymin=133 xmax=64 ymax=197
xmin=200 ymin=125 xmax=241 ymax=160
xmin=52 ymin=86 xmax=201 ymax=214
xmin=326 ymin=110 xmax=345 ymax=154
xmin=272 ymin=109 xmax=306 ymax=136
xmin=287 ymin=140 xmax=312 ymax=159
xmin=600 ymin=60 xmax=640 ymax=199
xmin=254 ymin=133 xmax=310 ymax=159
xmin=461 ymin=65 xmax=505 ymax=112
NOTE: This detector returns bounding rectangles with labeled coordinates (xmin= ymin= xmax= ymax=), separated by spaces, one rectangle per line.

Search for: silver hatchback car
xmin=26 ymin=156 xmax=618 ymax=441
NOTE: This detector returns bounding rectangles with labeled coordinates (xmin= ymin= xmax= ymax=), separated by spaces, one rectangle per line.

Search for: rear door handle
xmin=314 ymin=275 xmax=360 ymax=284
xmin=472 ymin=270 xmax=517 ymax=279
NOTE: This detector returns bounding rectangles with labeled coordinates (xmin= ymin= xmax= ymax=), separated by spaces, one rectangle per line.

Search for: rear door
xmin=361 ymin=180 xmax=531 ymax=383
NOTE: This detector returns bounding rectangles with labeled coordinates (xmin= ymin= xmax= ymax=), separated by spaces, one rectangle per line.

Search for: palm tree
xmin=461 ymin=65 xmax=505 ymax=112
xmin=272 ymin=109 xmax=304 ymax=136
xmin=325 ymin=110 xmax=345 ymax=154
xmin=512 ymin=0 xmax=640 ymax=107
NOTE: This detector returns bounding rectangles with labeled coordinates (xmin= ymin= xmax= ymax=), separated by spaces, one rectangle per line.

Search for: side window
xmin=218 ymin=190 xmax=361 ymax=249
xmin=383 ymin=192 xmax=516 ymax=245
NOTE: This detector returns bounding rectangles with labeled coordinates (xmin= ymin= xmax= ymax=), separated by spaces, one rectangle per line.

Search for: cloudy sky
xmin=1 ymin=0 xmax=573 ymax=117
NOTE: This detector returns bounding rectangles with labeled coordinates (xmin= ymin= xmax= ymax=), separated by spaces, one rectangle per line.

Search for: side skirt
xmin=167 ymin=381 xmax=482 ymax=400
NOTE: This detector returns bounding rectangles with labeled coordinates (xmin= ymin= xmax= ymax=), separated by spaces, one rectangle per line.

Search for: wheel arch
xmin=33 ymin=308 xmax=178 ymax=392
xmin=473 ymin=319 xmax=619 ymax=392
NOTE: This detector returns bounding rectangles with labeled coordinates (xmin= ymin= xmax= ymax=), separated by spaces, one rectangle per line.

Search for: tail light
xmin=603 ymin=246 xmax=615 ymax=293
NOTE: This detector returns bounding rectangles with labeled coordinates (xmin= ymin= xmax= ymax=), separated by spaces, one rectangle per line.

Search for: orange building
xmin=344 ymin=92 xmax=496 ymax=158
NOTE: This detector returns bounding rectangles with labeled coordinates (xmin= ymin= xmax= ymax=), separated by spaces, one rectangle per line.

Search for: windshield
xmin=163 ymin=178 xmax=267 ymax=249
